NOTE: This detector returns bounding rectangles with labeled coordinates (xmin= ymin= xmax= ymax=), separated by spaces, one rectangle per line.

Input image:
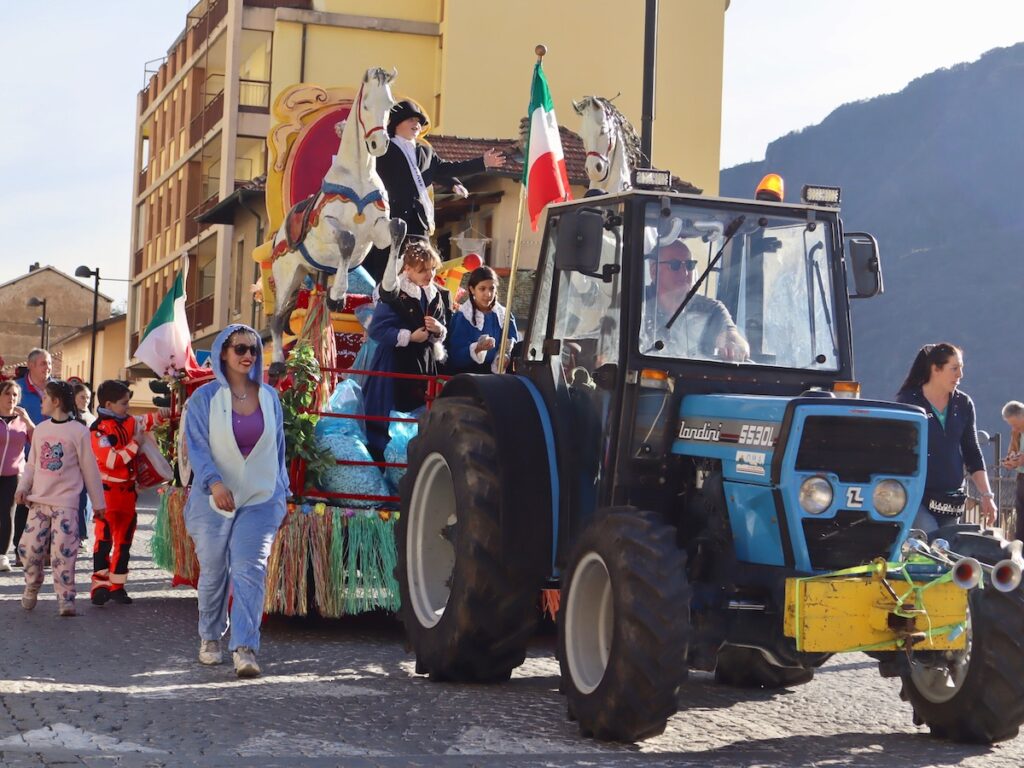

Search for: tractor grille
xmin=795 ymin=416 xmax=919 ymax=483
xmin=802 ymin=511 xmax=901 ymax=572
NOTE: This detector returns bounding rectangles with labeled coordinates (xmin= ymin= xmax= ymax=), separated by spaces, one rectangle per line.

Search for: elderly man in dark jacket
xmin=364 ymin=100 xmax=504 ymax=281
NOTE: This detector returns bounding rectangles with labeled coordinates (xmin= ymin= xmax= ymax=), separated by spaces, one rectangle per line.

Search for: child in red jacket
xmin=89 ymin=380 xmax=167 ymax=606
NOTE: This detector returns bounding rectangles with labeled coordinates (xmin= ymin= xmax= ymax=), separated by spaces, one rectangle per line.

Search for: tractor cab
xmin=518 ymin=184 xmax=885 ymax=549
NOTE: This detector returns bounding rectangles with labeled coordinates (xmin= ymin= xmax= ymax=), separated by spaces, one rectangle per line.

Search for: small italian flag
xmin=133 ymin=266 xmax=200 ymax=377
xmin=523 ymin=60 xmax=572 ymax=230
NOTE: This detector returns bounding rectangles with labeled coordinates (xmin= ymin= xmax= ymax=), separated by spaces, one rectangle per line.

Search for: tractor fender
xmin=438 ymin=373 xmax=557 ymax=580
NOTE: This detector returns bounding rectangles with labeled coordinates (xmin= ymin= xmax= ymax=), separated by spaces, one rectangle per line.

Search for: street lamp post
xmin=75 ymin=266 xmax=100 ymax=388
xmin=26 ymin=296 xmax=47 ymax=348
xmin=35 ymin=317 xmax=50 ymax=348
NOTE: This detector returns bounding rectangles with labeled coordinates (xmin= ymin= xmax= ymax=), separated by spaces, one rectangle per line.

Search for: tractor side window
xmin=552 ymin=214 xmax=622 ymax=382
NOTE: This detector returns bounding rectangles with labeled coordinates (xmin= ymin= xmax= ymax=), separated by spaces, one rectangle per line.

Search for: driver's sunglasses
xmin=231 ymin=343 xmax=259 ymax=357
xmin=659 ymin=258 xmax=698 ymax=272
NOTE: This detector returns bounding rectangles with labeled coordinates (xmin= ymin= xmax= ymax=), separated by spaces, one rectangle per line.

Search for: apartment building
xmin=128 ymin=0 xmax=728 ymax=359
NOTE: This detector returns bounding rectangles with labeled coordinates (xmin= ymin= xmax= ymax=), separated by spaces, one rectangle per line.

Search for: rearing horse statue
xmin=268 ymin=66 xmax=407 ymax=372
xmin=572 ymin=95 xmax=645 ymax=195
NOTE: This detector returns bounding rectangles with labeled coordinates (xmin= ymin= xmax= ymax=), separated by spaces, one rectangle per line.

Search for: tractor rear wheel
xmin=397 ymin=397 xmax=538 ymax=682
xmin=714 ymin=645 xmax=815 ymax=688
xmin=558 ymin=509 xmax=690 ymax=742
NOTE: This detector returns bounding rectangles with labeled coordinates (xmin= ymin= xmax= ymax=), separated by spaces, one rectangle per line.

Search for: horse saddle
xmin=283 ymin=195 xmax=320 ymax=250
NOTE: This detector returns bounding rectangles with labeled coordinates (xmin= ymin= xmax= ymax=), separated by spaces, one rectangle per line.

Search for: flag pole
xmin=498 ymin=43 xmax=547 ymax=373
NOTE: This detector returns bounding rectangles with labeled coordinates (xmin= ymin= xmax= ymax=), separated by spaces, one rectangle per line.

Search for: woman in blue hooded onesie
xmin=183 ymin=324 xmax=289 ymax=678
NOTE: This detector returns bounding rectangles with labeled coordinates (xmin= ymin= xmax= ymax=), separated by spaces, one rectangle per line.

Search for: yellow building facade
xmin=128 ymin=0 xmax=727 ymax=363
xmin=269 ymin=0 xmax=727 ymax=195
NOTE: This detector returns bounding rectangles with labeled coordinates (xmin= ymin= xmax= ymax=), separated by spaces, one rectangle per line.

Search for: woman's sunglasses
xmin=659 ymin=258 xmax=698 ymax=272
xmin=231 ymin=343 xmax=259 ymax=357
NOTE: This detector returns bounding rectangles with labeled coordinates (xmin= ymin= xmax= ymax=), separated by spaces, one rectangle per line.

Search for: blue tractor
xmin=396 ymin=177 xmax=1024 ymax=743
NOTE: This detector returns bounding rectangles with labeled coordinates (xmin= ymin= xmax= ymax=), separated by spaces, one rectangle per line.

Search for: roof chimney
xmin=28 ymin=262 xmax=40 ymax=272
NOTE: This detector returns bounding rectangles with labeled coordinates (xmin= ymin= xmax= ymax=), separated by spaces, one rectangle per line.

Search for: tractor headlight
xmin=799 ymin=476 xmax=833 ymax=514
xmin=873 ymin=479 xmax=907 ymax=517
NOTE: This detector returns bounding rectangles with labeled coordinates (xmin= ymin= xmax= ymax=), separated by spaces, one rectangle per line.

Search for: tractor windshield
xmin=640 ymin=202 xmax=840 ymax=371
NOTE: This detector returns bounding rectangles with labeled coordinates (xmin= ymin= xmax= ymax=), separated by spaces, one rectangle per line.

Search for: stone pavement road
xmin=1 ymin=492 xmax=1023 ymax=767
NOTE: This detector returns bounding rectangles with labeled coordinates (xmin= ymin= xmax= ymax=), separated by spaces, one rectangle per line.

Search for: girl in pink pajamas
xmin=15 ymin=381 xmax=105 ymax=616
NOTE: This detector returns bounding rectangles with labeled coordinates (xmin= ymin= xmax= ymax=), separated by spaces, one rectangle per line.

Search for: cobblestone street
xmin=1 ymin=493 xmax=1022 ymax=767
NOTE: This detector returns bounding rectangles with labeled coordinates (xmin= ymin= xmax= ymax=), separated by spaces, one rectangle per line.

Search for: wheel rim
xmin=565 ymin=551 xmax=614 ymax=695
xmin=407 ymin=452 xmax=457 ymax=629
xmin=908 ymin=609 xmax=972 ymax=703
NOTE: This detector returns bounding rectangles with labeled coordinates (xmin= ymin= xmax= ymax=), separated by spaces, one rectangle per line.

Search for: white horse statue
xmin=572 ymin=95 xmax=644 ymax=194
xmin=268 ymin=66 xmax=406 ymax=372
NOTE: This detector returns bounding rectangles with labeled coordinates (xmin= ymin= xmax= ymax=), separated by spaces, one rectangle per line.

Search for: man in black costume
xmin=363 ymin=100 xmax=504 ymax=281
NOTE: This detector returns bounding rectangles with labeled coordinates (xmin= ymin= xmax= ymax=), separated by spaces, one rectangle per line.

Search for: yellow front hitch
xmin=783 ymin=559 xmax=968 ymax=653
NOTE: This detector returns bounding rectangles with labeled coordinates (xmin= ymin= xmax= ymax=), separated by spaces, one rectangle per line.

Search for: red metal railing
xmin=288 ymin=366 xmax=448 ymax=505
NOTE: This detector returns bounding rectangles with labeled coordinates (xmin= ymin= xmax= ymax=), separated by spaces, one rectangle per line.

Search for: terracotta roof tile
xmin=428 ymin=127 xmax=699 ymax=193
xmin=428 ymin=127 xmax=589 ymax=186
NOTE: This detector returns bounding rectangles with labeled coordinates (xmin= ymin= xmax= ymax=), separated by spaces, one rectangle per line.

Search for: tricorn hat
xmin=388 ymin=100 xmax=429 ymax=137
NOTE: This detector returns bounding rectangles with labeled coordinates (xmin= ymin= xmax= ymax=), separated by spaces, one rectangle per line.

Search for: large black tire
xmin=900 ymin=582 xmax=1024 ymax=743
xmin=714 ymin=645 xmax=815 ymax=689
xmin=558 ymin=509 xmax=690 ymax=742
xmin=396 ymin=397 xmax=538 ymax=682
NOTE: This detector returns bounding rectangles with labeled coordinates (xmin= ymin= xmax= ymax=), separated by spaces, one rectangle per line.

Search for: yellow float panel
xmin=784 ymin=576 xmax=968 ymax=653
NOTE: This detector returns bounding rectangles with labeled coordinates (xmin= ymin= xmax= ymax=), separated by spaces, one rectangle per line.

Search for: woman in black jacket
xmin=896 ymin=342 xmax=997 ymax=534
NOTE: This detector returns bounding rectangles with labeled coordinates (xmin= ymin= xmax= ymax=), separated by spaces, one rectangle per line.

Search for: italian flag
xmin=523 ymin=61 xmax=572 ymax=230
xmin=133 ymin=266 xmax=200 ymax=377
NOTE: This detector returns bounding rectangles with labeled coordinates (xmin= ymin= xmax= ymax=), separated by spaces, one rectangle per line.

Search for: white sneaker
xmin=198 ymin=640 xmax=223 ymax=665
xmin=0 ymin=555 xmax=10 ymax=572
xmin=232 ymin=646 xmax=260 ymax=678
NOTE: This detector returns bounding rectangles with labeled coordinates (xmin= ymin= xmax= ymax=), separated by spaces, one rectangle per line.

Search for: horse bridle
xmin=355 ymin=83 xmax=388 ymax=148
xmin=586 ymin=109 xmax=615 ymax=183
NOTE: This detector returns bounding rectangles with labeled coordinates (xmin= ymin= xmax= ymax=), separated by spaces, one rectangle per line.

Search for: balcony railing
xmin=187 ymin=0 xmax=228 ymax=53
xmin=189 ymin=89 xmax=225 ymax=146
xmin=185 ymin=192 xmax=220 ymax=242
xmin=239 ymin=79 xmax=271 ymax=112
xmin=186 ymin=295 xmax=215 ymax=330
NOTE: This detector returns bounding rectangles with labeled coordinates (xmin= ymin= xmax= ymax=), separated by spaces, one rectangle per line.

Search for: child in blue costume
xmin=363 ymin=239 xmax=451 ymax=461
xmin=447 ymin=265 xmax=519 ymax=374
xmin=183 ymin=324 xmax=289 ymax=678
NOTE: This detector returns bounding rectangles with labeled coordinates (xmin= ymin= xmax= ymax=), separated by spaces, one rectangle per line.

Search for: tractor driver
xmin=644 ymin=239 xmax=749 ymax=362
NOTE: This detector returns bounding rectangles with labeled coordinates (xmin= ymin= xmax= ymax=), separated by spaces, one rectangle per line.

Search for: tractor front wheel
xmin=899 ymin=585 xmax=1024 ymax=743
xmin=558 ymin=509 xmax=690 ymax=742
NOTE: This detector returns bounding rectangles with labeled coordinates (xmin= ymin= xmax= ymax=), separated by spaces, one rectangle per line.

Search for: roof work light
xmin=632 ymin=168 xmax=672 ymax=190
xmin=802 ymin=184 xmax=842 ymax=206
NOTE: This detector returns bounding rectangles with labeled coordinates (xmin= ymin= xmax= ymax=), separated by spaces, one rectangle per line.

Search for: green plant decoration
xmin=280 ymin=341 xmax=335 ymax=493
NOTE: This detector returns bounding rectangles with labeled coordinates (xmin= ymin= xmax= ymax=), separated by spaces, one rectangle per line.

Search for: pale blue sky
xmin=722 ymin=0 xmax=1024 ymax=167
xmin=1 ymin=1 xmax=1021 ymax=308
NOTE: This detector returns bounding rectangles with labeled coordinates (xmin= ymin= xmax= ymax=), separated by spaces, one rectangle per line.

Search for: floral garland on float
xmin=149 ymin=287 xmax=407 ymax=618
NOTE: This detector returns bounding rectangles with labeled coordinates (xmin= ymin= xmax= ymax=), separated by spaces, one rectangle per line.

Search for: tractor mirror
xmin=846 ymin=232 xmax=883 ymax=299
xmin=554 ymin=209 xmax=605 ymax=273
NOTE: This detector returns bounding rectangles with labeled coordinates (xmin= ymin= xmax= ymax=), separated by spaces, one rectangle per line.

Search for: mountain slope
xmin=721 ymin=43 xmax=1024 ymax=436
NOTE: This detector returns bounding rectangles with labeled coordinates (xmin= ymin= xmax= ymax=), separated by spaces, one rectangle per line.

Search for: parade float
xmin=150 ymin=70 xmax=479 ymax=618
